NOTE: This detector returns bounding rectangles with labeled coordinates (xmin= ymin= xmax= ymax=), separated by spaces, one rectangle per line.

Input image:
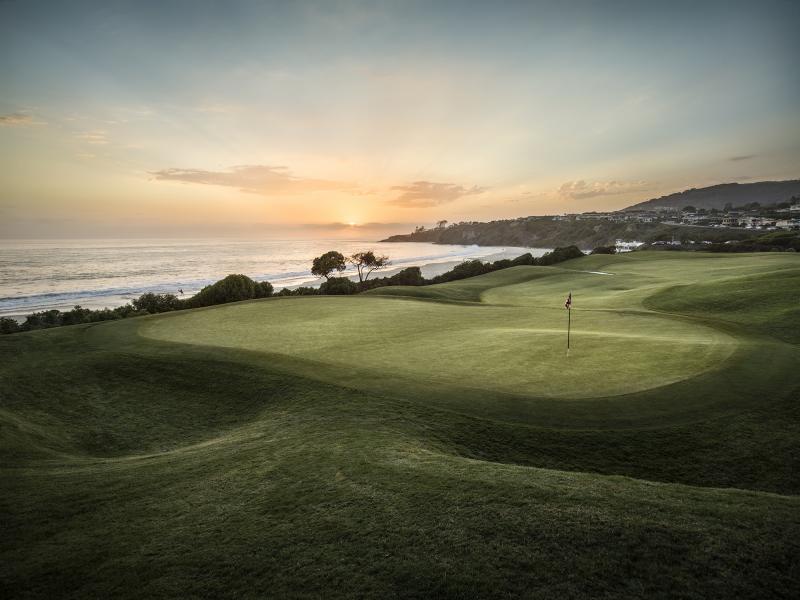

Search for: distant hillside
xmin=626 ymin=180 xmax=800 ymax=211
xmin=382 ymin=217 xmax=759 ymax=250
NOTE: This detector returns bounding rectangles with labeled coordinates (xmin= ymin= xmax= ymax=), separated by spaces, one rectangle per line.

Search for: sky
xmin=1 ymin=0 xmax=798 ymax=238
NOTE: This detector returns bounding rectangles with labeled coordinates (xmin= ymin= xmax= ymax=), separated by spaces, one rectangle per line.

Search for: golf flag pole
xmin=564 ymin=291 xmax=572 ymax=352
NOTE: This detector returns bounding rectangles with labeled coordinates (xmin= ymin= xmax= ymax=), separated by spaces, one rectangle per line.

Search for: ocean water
xmin=0 ymin=239 xmax=540 ymax=319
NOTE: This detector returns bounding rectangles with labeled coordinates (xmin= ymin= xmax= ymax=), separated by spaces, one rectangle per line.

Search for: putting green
xmin=140 ymin=278 xmax=737 ymax=399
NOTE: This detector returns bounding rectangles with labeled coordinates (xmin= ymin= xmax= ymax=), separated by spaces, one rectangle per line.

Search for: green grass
xmin=2 ymin=251 xmax=799 ymax=598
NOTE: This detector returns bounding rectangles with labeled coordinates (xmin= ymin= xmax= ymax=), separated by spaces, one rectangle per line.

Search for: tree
xmin=348 ymin=251 xmax=389 ymax=282
xmin=311 ymin=251 xmax=347 ymax=280
xmin=436 ymin=220 xmax=448 ymax=229
xmin=682 ymin=205 xmax=696 ymax=213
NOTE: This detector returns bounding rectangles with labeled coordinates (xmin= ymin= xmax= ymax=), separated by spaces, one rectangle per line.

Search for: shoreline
xmin=284 ymin=247 xmax=542 ymax=289
xmin=2 ymin=244 xmax=542 ymax=322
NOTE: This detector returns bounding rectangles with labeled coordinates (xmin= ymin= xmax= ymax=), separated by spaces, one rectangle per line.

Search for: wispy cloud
xmin=388 ymin=181 xmax=486 ymax=208
xmin=729 ymin=154 xmax=757 ymax=162
xmin=194 ymin=103 xmax=241 ymax=114
xmin=558 ymin=180 xmax=651 ymax=200
xmin=151 ymin=165 xmax=353 ymax=195
xmin=506 ymin=190 xmax=550 ymax=204
xmin=0 ymin=113 xmax=43 ymax=126
xmin=76 ymin=130 xmax=109 ymax=144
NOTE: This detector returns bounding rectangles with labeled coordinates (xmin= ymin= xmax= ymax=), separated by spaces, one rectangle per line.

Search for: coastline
xmin=1 ymin=242 xmax=543 ymax=321
xmin=285 ymin=247 xmax=543 ymax=289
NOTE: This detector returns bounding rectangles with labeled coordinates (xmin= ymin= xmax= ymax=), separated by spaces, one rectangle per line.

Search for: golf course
xmin=2 ymin=251 xmax=799 ymax=598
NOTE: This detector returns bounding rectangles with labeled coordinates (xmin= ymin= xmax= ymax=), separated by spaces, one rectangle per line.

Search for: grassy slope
xmin=2 ymin=252 xmax=799 ymax=599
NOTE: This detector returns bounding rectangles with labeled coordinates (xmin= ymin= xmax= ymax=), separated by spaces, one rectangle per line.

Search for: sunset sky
xmin=1 ymin=0 xmax=798 ymax=238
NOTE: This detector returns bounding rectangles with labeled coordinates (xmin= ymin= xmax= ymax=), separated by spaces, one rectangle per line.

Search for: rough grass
xmin=2 ymin=251 xmax=799 ymax=599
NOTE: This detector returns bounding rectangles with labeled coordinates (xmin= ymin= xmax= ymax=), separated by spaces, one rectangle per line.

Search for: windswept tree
xmin=348 ymin=251 xmax=389 ymax=282
xmin=311 ymin=251 xmax=347 ymax=280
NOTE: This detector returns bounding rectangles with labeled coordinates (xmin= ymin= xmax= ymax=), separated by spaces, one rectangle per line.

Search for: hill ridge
xmin=626 ymin=178 xmax=800 ymax=211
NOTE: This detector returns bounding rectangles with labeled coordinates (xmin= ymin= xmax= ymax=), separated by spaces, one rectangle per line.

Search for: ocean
xmin=0 ymin=239 xmax=543 ymax=319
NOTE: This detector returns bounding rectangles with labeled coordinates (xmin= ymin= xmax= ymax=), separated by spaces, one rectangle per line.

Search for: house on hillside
xmin=722 ymin=214 xmax=742 ymax=227
xmin=775 ymin=219 xmax=800 ymax=230
xmin=615 ymin=239 xmax=645 ymax=252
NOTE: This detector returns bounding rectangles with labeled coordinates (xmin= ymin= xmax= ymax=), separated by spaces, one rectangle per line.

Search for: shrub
xmin=132 ymin=292 xmax=182 ymax=313
xmin=591 ymin=246 xmax=616 ymax=255
xmin=22 ymin=310 xmax=63 ymax=330
xmin=60 ymin=305 xmax=94 ymax=325
xmin=0 ymin=317 xmax=21 ymax=334
xmin=255 ymin=281 xmax=274 ymax=298
xmin=537 ymin=246 xmax=584 ymax=265
xmin=510 ymin=253 xmax=535 ymax=266
xmin=319 ymin=277 xmax=358 ymax=295
xmin=428 ymin=260 xmax=492 ymax=284
xmin=386 ymin=267 xmax=425 ymax=286
xmin=490 ymin=259 xmax=513 ymax=270
xmin=189 ymin=274 xmax=258 ymax=307
xmin=293 ymin=286 xmax=318 ymax=295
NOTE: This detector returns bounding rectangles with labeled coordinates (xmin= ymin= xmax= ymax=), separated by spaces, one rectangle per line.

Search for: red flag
xmin=564 ymin=292 xmax=572 ymax=309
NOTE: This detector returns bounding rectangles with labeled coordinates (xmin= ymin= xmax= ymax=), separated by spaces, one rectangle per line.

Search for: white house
xmin=615 ymin=239 xmax=645 ymax=252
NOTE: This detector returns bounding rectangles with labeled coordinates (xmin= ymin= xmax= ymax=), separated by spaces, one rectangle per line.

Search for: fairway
xmin=2 ymin=251 xmax=799 ymax=598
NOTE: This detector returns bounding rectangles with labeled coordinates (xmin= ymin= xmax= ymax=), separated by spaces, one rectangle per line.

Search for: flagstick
xmin=566 ymin=304 xmax=571 ymax=355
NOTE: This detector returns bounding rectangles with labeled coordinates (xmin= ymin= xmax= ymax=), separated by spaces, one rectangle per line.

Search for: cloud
xmin=76 ymin=130 xmax=109 ymax=144
xmin=558 ymin=180 xmax=651 ymax=200
xmin=194 ymin=103 xmax=241 ymax=114
xmin=729 ymin=154 xmax=757 ymax=162
xmin=151 ymin=165 xmax=353 ymax=195
xmin=506 ymin=190 xmax=550 ymax=204
xmin=0 ymin=113 xmax=42 ymax=126
xmin=388 ymin=181 xmax=486 ymax=208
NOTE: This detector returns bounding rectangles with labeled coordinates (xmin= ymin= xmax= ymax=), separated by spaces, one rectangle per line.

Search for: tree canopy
xmin=311 ymin=251 xmax=347 ymax=280
xmin=347 ymin=251 xmax=389 ymax=282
